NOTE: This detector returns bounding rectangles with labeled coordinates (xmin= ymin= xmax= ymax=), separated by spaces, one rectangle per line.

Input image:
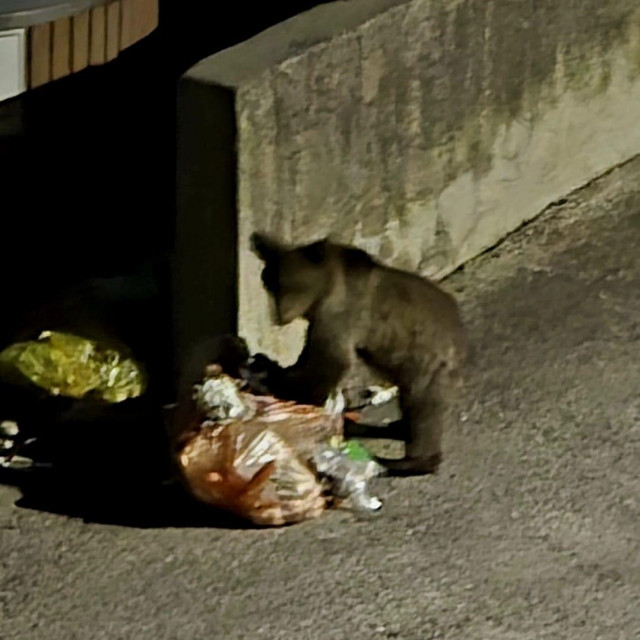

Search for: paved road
xmin=2 ymin=159 xmax=640 ymax=639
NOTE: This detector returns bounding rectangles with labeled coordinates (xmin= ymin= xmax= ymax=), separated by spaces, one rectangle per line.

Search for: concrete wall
xmin=185 ymin=0 xmax=640 ymax=365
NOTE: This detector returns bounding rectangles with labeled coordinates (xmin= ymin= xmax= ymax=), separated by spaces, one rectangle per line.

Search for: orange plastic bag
xmin=174 ymin=369 xmax=343 ymax=526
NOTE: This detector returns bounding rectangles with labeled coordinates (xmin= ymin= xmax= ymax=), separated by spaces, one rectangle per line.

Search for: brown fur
xmin=250 ymin=233 xmax=468 ymax=477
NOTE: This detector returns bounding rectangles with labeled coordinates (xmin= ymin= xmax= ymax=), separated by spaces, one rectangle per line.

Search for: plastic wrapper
xmin=174 ymin=364 xmax=385 ymax=526
xmin=312 ymin=438 xmax=385 ymax=514
xmin=0 ymin=331 xmax=145 ymax=403
xmin=0 ymin=420 xmax=38 ymax=470
xmin=366 ymin=385 xmax=399 ymax=407
xmin=193 ymin=365 xmax=252 ymax=422
xmin=0 ymin=420 xmax=19 ymax=467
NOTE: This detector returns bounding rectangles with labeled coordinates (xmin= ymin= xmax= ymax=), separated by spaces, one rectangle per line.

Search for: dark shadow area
xmin=159 ymin=0 xmax=334 ymax=76
xmin=9 ymin=472 xmax=251 ymax=531
xmin=0 ymin=397 xmax=251 ymax=530
xmin=9 ymin=473 xmax=251 ymax=531
xmin=0 ymin=1 xmax=330 ymax=528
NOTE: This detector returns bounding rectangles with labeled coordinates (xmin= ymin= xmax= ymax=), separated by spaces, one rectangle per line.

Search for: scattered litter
xmin=192 ymin=365 xmax=253 ymax=422
xmin=367 ymin=385 xmax=399 ymax=407
xmin=312 ymin=438 xmax=385 ymax=514
xmin=172 ymin=363 xmax=386 ymax=526
xmin=0 ymin=454 xmax=35 ymax=470
xmin=0 ymin=421 xmax=19 ymax=437
xmin=0 ymin=421 xmax=44 ymax=470
xmin=0 ymin=333 xmax=393 ymax=522
xmin=0 ymin=420 xmax=17 ymax=453
xmin=323 ymin=389 xmax=346 ymax=416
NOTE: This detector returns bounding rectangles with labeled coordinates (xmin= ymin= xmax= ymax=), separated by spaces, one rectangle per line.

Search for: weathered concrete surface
xmin=2 ymin=157 xmax=640 ymax=640
xmin=193 ymin=0 xmax=640 ymax=363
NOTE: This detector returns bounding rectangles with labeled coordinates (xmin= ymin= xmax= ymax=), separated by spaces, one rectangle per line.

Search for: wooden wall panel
xmin=52 ymin=18 xmax=71 ymax=80
xmin=134 ymin=0 xmax=158 ymax=43
xmin=30 ymin=23 xmax=51 ymax=88
xmin=26 ymin=0 xmax=157 ymax=90
xmin=71 ymin=12 xmax=90 ymax=73
xmin=106 ymin=2 xmax=121 ymax=62
xmin=120 ymin=0 xmax=135 ymax=50
xmin=89 ymin=5 xmax=106 ymax=66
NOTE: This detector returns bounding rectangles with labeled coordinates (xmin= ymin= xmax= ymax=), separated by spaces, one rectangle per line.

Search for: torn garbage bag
xmin=172 ymin=364 xmax=384 ymax=526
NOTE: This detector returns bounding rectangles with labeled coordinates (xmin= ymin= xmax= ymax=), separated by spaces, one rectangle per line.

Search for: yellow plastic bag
xmin=0 ymin=331 xmax=145 ymax=403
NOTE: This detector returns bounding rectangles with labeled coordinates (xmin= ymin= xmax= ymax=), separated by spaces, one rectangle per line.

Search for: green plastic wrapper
xmin=0 ymin=331 xmax=145 ymax=403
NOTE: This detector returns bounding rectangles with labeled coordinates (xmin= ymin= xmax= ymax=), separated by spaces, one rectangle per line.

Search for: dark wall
xmin=0 ymin=0 xmax=327 ymax=405
xmin=159 ymin=1 xmax=331 ymax=76
xmin=174 ymin=81 xmax=237 ymax=370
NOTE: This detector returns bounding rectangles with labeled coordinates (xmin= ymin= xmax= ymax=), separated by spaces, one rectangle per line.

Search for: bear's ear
xmin=250 ymin=232 xmax=284 ymax=262
xmin=299 ymin=238 xmax=328 ymax=264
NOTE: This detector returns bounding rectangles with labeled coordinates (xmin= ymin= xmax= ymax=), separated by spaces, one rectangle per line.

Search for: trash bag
xmin=173 ymin=362 xmax=384 ymax=526
xmin=178 ymin=418 xmax=328 ymax=526
xmin=0 ymin=331 xmax=145 ymax=403
xmin=174 ymin=366 xmax=342 ymax=526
